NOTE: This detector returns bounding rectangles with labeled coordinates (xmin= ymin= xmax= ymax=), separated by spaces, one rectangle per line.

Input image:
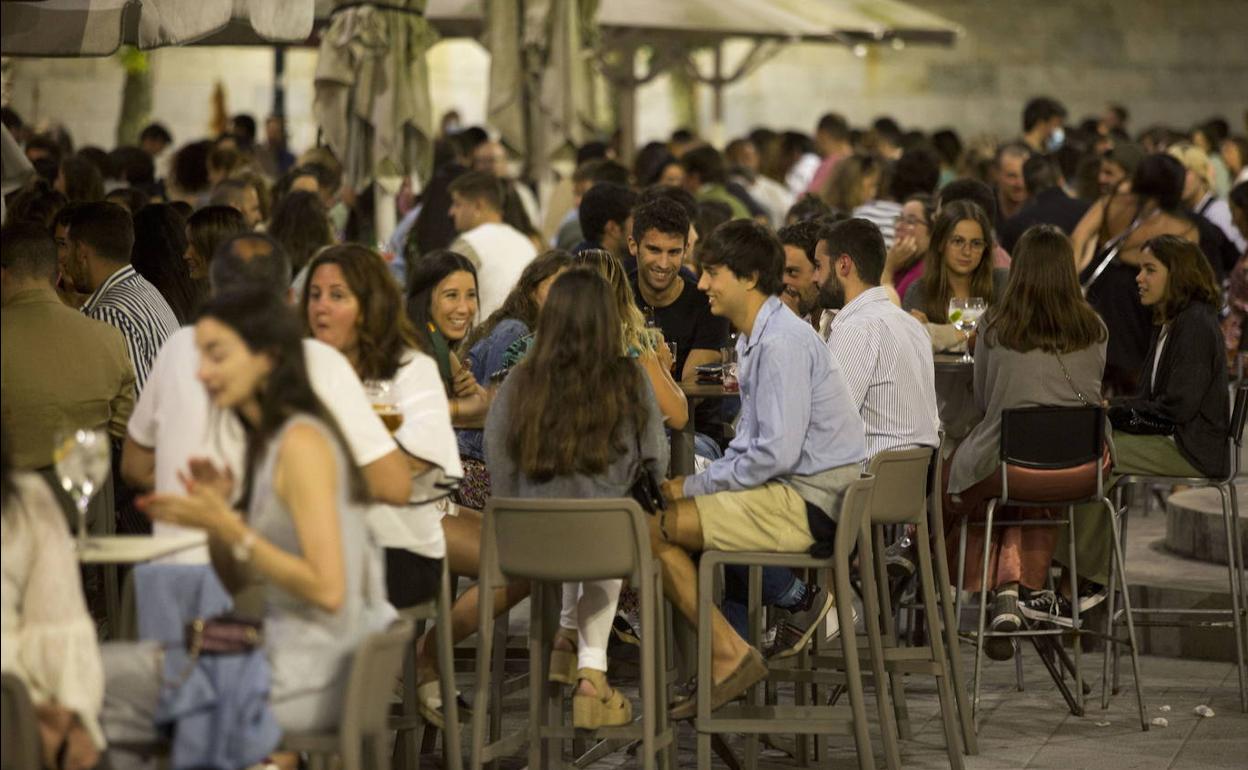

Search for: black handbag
xmin=1108 ymin=404 xmax=1176 ymax=436
xmin=629 ymin=427 xmax=666 ymax=515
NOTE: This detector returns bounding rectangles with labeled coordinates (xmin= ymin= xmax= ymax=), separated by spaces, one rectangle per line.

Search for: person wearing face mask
xmin=1020 ymin=96 xmax=1068 ymax=155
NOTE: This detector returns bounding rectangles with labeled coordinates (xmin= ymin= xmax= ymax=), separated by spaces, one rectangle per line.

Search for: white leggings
xmin=559 ymin=579 xmax=623 ymax=672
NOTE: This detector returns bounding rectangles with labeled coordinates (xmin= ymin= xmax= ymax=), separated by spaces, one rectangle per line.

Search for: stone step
xmin=1164 ymin=486 xmax=1248 ymax=566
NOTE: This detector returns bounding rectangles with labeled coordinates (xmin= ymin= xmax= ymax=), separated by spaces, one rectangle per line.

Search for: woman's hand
xmin=885 ymin=235 xmax=921 ymax=278
xmin=137 ymin=483 xmax=234 ymax=539
xmin=62 ymin=721 xmax=99 ymax=770
xmin=178 ymin=457 xmax=235 ymax=501
xmin=452 ymin=366 xmax=482 ymax=399
xmin=655 ymin=340 xmax=675 ymax=377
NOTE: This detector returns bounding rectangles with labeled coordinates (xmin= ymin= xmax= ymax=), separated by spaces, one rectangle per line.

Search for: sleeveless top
xmin=248 ymin=415 xmax=395 ymax=730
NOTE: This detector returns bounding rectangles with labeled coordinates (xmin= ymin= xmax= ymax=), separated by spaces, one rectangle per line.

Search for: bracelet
xmin=450 ymin=399 xmax=459 ymax=420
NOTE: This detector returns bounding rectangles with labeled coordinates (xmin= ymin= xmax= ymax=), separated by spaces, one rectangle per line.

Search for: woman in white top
xmin=302 ymin=244 xmax=461 ymax=608
xmin=1 ymin=428 xmax=104 ymax=770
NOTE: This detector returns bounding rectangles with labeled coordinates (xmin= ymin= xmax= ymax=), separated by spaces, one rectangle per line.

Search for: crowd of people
xmin=1 ymin=94 xmax=1245 ymax=767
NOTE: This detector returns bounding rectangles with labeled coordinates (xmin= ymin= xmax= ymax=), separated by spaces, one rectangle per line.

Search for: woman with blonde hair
xmin=821 ymin=154 xmax=881 ymax=214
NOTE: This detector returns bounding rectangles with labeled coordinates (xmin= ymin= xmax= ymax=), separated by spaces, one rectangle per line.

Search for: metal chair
xmin=1 ymin=673 xmax=41 ymax=770
xmin=693 ymin=475 xmax=884 ymax=770
xmin=281 ymin=620 xmax=417 ymax=770
xmin=954 ymin=405 xmax=1147 ymax=729
xmin=1108 ymin=382 xmax=1248 ymax=712
xmin=390 ymin=559 xmax=463 ymax=770
xmin=469 ymin=498 xmax=673 ymax=770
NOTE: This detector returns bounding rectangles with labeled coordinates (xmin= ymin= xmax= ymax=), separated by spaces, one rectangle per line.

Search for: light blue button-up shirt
xmin=683 ymin=296 xmax=867 ymax=501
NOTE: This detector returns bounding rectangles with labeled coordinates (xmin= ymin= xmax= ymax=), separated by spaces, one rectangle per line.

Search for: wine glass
xmin=53 ymin=427 xmax=111 ymax=552
xmin=948 ymin=297 xmax=987 ymax=363
xmin=364 ymin=380 xmax=404 ymax=434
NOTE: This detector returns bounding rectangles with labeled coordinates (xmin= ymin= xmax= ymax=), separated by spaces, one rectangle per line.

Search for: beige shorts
xmin=694 ymin=482 xmax=814 ymax=553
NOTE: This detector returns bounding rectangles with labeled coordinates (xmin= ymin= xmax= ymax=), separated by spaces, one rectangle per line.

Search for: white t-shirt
xmin=129 ymin=327 xmax=397 ymax=563
xmin=456 ymin=222 xmax=537 ymax=320
xmin=365 ymin=350 xmax=462 ymax=559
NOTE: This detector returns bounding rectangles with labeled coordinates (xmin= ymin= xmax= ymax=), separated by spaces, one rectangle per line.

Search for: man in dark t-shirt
xmin=628 ymin=197 xmax=730 ymax=447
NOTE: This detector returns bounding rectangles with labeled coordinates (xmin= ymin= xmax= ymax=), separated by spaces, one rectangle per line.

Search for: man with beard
xmin=630 ymin=197 xmax=729 ymax=454
xmin=777 ymin=220 xmax=822 ymax=325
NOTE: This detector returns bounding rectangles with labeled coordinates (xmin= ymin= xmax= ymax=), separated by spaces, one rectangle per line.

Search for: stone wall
xmin=3 ymin=1 xmax=1245 ymax=158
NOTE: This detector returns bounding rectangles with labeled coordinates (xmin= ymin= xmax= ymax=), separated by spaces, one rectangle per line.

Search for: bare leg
xmin=415 ymin=507 xmax=530 ymax=682
xmin=648 ymin=498 xmax=753 ymax=681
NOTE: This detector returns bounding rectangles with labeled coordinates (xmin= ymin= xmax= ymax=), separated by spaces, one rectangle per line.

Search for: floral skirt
xmin=454 ymin=457 xmax=491 ymax=510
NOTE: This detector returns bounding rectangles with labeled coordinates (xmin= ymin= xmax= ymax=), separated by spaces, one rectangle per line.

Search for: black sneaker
xmin=1020 ymin=589 xmax=1078 ymax=628
xmin=1076 ymin=581 xmax=1109 ymax=613
xmin=884 ymin=537 xmax=917 ymax=580
xmin=765 ymin=585 xmax=838 ymax=660
xmin=985 ymin=591 xmax=1021 ymax=661
xmin=611 ymin=609 xmax=640 ymax=646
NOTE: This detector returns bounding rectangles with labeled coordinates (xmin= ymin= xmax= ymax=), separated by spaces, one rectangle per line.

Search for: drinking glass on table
xmin=364 ymin=380 xmax=404 ymax=434
xmin=53 ymin=427 xmax=111 ymax=552
xmin=948 ymin=297 xmax=986 ymax=363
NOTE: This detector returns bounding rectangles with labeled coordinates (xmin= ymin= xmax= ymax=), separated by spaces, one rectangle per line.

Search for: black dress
xmin=1081 ymin=258 xmax=1153 ymax=395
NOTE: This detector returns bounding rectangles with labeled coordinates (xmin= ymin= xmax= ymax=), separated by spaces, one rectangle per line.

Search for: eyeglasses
xmin=895 ymin=215 xmax=928 ymax=229
xmin=948 ymin=235 xmax=987 ymax=252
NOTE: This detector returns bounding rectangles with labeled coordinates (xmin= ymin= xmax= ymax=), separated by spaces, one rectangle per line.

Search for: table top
xmin=679 ymin=381 xmax=739 ymax=399
xmin=78 ymin=533 xmax=206 ymax=565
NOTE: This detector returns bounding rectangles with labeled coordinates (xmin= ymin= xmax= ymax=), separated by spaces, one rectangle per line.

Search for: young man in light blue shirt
xmin=656 ymin=219 xmax=866 ymax=719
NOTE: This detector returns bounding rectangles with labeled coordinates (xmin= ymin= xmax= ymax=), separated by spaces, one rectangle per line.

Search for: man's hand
xmin=662 ymin=476 xmax=687 ymax=502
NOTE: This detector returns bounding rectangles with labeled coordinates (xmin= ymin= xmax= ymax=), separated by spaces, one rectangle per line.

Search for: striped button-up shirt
xmin=827 ymin=286 xmax=940 ymax=464
xmin=82 ymin=265 xmax=179 ymax=393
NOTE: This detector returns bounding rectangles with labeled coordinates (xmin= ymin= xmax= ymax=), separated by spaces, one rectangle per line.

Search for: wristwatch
xmin=231 ymin=528 xmax=257 ymax=563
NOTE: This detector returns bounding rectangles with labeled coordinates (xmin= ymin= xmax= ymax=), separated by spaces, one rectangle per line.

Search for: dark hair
xmin=210 ymin=233 xmax=292 ymax=296
xmin=67 ymin=201 xmax=134 ymax=263
xmin=1229 ymin=181 xmax=1248 ymax=215
xmin=1023 ymin=154 xmax=1061 ymax=195
xmin=188 ymin=206 xmax=249 ymax=274
xmin=302 ymin=245 xmax=415 ymax=381
xmin=293 ymin=161 xmax=342 ymax=196
xmin=1108 ymin=104 xmax=1129 ymax=125
xmin=1144 ymin=235 xmax=1221 ymax=324
xmin=59 ymin=156 xmax=105 ymax=203
xmin=104 ymin=187 xmax=150 ymax=215
xmin=107 ymin=146 xmax=155 ymax=187
xmin=501 ymin=181 xmax=539 ymax=238
xmin=0 ymin=222 xmax=59 ymax=280
xmin=680 ymin=145 xmax=727 ymax=185
xmin=630 ymin=196 xmax=690 ymax=245
xmin=466 ymin=249 xmax=575 ymax=351
xmin=931 ymin=129 xmax=963 ymax=168
xmin=920 ymin=199 xmax=998 ymax=322
xmin=819 ymin=217 xmax=887 ymax=285
xmin=575 ymin=140 xmax=609 ymax=166
xmin=506 ymin=268 xmax=649 ymax=481
xmin=816 ymin=113 xmax=850 ymax=141
xmin=197 ymin=288 xmax=366 ymax=507
xmin=633 ymin=142 xmax=677 ymax=187
xmin=207 ymin=146 xmax=245 ymax=177
xmin=984 ymin=225 xmax=1106 ymax=353
xmin=697 ymin=219 xmax=784 ymax=295
xmin=891 ymin=147 xmax=941 ymax=201
xmin=131 ymin=204 xmax=201 ymax=323
xmin=404 ymin=249 xmax=479 ymax=357
xmin=694 ymin=201 xmax=733 ymax=255
xmin=3 ymin=180 xmax=66 ymax=230
xmin=1023 ymin=96 xmax=1067 ymax=132
xmin=778 ymin=219 xmax=822 ymax=268
xmin=268 ymin=190 xmax=333 ymax=276
xmin=573 ymin=158 xmax=630 ymax=187
xmin=637 ymin=184 xmax=697 ymax=226
xmin=139 ymin=123 xmax=173 ymax=146
xmin=1132 ymin=153 xmax=1186 ymax=212
xmin=579 ymin=183 xmax=638 ymax=243
xmin=786 ymin=192 xmax=833 ymax=224
xmin=25 ymin=134 xmax=63 ymax=166
xmin=938 ymin=178 xmax=998 ymax=223
xmin=873 ymin=116 xmax=903 ymax=144
xmin=76 ymin=147 xmax=112 ymax=178
xmin=172 ymin=141 xmax=214 ymax=194
xmin=448 ymin=170 xmax=505 ymax=212
xmin=231 ymin=114 xmax=258 ymax=144
xmin=210 ymin=179 xmax=251 ymax=210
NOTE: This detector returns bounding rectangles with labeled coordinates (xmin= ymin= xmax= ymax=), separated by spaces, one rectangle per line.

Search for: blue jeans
xmin=721 ymin=566 xmax=804 ymax=639
xmin=693 ymin=432 xmax=723 ymax=462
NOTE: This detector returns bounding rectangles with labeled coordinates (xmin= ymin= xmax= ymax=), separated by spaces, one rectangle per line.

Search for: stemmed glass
xmin=364 ymin=380 xmax=404 ymax=434
xmin=53 ymin=427 xmax=111 ymax=552
xmin=948 ymin=297 xmax=986 ymax=363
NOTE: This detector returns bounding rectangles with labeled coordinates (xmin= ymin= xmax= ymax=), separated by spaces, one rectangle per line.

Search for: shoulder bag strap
xmin=1055 ymin=352 xmax=1091 ymax=406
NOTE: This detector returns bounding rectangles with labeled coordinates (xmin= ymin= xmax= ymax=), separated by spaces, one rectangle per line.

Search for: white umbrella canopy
xmin=0 ymin=0 xmax=315 ymax=57
xmin=313 ymin=0 xmax=438 ymax=195
xmin=771 ymin=0 xmax=962 ymax=47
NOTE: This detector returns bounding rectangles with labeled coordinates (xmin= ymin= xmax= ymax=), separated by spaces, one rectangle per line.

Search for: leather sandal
xmin=670 ymin=647 xmax=768 ymax=721
xmin=549 ymin=627 xmax=579 ymax=685
xmin=572 ymin=668 xmax=632 ymax=729
xmin=415 ymin=679 xmax=472 ymax=730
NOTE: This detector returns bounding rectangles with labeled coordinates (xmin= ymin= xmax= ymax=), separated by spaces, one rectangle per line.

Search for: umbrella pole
xmin=617 ymin=42 xmax=639 ymax=168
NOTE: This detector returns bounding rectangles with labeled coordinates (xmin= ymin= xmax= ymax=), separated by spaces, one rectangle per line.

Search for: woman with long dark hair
xmin=943 ymin=226 xmax=1107 ymax=658
xmin=184 ymin=205 xmax=248 ymax=281
xmin=130 ymin=203 xmax=204 ymax=323
xmin=485 ymin=268 xmax=668 ymax=728
xmin=103 ymin=288 xmax=394 ymax=759
xmin=270 ymin=190 xmax=335 ymax=284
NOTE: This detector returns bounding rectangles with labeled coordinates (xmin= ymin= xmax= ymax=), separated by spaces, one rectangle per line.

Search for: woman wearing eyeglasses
xmin=881 ymin=193 xmax=935 ymax=301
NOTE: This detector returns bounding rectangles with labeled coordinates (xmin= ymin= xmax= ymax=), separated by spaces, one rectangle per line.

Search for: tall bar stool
xmin=953 ymin=405 xmax=1148 ymax=729
xmin=1107 ymin=382 xmax=1248 ymax=712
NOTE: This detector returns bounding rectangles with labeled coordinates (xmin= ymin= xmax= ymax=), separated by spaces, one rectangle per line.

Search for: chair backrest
xmin=340 ymin=620 xmax=415 ymax=749
xmin=1 ymin=673 xmax=41 ymax=770
xmin=999 ymin=405 xmax=1103 ymax=469
xmin=482 ymin=497 xmax=649 ymax=584
xmin=865 ymin=447 xmax=935 ymax=526
xmin=837 ymin=475 xmax=876 ymax=563
xmin=1231 ymin=382 xmax=1248 ymax=449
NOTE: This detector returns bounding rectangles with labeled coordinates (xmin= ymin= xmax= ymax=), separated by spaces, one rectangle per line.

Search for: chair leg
xmin=1067 ymin=505 xmax=1084 ymax=716
xmin=1112 ymin=485 xmax=1127 ymax=696
xmin=955 ymin=518 xmax=968 ymax=635
xmin=1101 ymin=504 xmax=1119 ymax=712
xmin=834 ymin=560 xmax=876 ymax=770
xmin=469 ymin=575 xmax=496 ymax=770
xmin=916 ymin=518 xmax=965 ymax=770
xmin=528 ymin=582 xmax=548 ymax=770
xmin=696 ymin=559 xmax=715 ymax=770
xmin=971 ymin=500 xmax=996 ymax=725
xmin=859 ymin=526 xmax=901 ymax=770
xmin=1219 ymin=484 xmax=1248 ymax=713
xmin=436 ymin=565 xmax=464 ymax=770
xmin=1104 ymin=497 xmax=1148 ymax=731
xmin=873 ymin=525 xmax=911 ymax=741
xmin=1014 ymin=642 xmax=1024 ymax=691
xmin=931 ymin=508 xmax=977 ymax=755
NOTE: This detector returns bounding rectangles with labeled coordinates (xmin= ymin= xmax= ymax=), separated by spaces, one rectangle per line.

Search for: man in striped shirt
xmin=64 ymin=202 xmax=178 ymax=393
